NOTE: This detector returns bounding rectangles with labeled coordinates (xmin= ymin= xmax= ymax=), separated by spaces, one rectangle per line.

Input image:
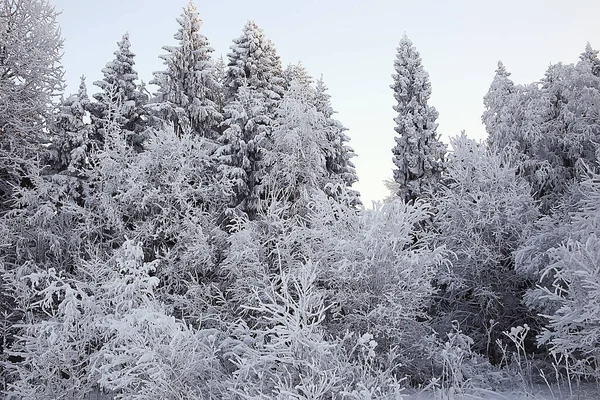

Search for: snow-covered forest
xmin=1 ymin=0 xmax=600 ymax=398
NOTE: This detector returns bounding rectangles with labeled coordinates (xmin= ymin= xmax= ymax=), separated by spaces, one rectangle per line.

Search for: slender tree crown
xmin=580 ymin=42 xmax=600 ymax=77
xmin=391 ymin=35 xmax=445 ymax=203
xmin=151 ymin=0 xmax=222 ymax=138
xmin=483 ymin=61 xmax=518 ymax=153
xmin=53 ymin=76 xmax=93 ymax=174
xmin=92 ymin=32 xmax=148 ymax=151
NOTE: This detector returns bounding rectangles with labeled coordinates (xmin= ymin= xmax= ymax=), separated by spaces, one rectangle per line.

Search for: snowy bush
xmin=5 ymin=240 xmax=229 ymax=399
xmin=430 ymin=133 xmax=539 ymax=361
xmin=224 ymin=262 xmax=406 ymax=399
xmin=522 ymin=173 xmax=600 ymax=378
xmin=301 ymin=195 xmax=445 ymax=382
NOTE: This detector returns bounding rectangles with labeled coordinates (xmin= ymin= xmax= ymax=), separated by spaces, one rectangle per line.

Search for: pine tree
xmin=223 ymin=20 xmax=285 ymax=111
xmin=391 ymin=35 xmax=445 ymax=203
xmin=151 ymin=0 xmax=222 ymax=139
xmin=92 ymin=33 xmax=147 ymax=149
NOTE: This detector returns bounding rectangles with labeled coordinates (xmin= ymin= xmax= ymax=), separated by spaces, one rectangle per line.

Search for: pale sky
xmin=52 ymin=0 xmax=600 ymax=206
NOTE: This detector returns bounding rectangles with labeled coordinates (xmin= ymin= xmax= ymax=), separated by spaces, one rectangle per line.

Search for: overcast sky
xmin=52 ymin=0 xmax=600 ymax=206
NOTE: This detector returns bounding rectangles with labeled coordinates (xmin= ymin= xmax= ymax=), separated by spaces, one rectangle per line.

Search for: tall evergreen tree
xmin=216 ymin=86 xmax=269 ymax=219
xmin=217 ymin=21 xmax=285 ymax=219
xmin=53 ymin=76 xmax=93 ymax=175
xmin=151 ymin=0 xmax=222 ymax=139
xmin=391 ymin=35 xmax=445 ymax=203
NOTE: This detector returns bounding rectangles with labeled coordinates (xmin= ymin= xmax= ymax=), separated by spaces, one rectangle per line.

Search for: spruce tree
xmin=580 ymin=42 xmax=600 ymax=77
xmin=283 ymin=61 xmax=314 ymax=91
xmin=391 ymin=35 xmax=445 ymax=203
xmin=223 ymin=20 xmax=285 ymax=111
xmin=314 ymin=75 xmax=360 ymax=206
xmin=53 ymin=76 xmax=93 ymax=175
xmin=216 ymin=86 xmax=269 ymax=219
xmin=92 ymin=33 xmax=147 ymax=149
xmin=151 ymin=0 xmax=222 ymax=139
xmin=483 ymin=62 xmax=518 ymax=153
xmin=217 ymin=21 xmax=285 ymax=219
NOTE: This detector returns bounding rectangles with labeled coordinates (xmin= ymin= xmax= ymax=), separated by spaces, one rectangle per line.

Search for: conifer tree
xmin=314 ymin=75 xmax=360 ymax=206
xmin=217 ymin=21 xmax=285 ymax=219
xmin=151 ymin=0 xmax=222 ymax=139
xmin=391 ymin=35 xmax=445 ymax=203
xmin=283 ymin=61 xmax=314 ymax=91
xmin=580 ymin=42 xmax=600 ymax=77
xmin=216 ymin=86 xmax=269 ymax=219
xmin=223 ymin=20 xmax=285 ymax=111
xmin=92 ymin=33 xmax=147 ymax=149
xmin=483 ymin=62 xmax=519 ymax=153
xmin=53 ymin=76 xmax=93 ymax=175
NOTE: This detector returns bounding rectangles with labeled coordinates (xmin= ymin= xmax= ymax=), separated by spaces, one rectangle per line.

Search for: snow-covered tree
xmin=223 ymin=20 xmax=285 ymax=111
xmin=531 ymin=49 xmax=600 ymax=210
xmin=0 ymin=0 xmax=64 ymax=139
xmin=259 ymin=80 xmax=330 ymax=214
xmin=52 ymin=77 xmax=93 ymax=174
xmin=225 ymin=262 xmax=407 ymax=398
xmin=5 ymin=240 xmax=229 ymax=399
xmin=391 ymin=35 xmax=446 ymax=203
xmin=0 ymin=0 xmax=64 ymax=211
xmin=518 ymin=171 xmax=600 ymax=379
xmin=92 ymin=33 xmax=148 ymax=149
xmin=314 ymin=75 xmax=360 ymax=206
xmin=151 ymin=0 xmax=222 ymax=139
xmin=216 ymin=86 xmax=269 ymax=219
xmin=483 ymin=62 xmax=519 ymax=153
xmin=580 ymin=41 xmax=600 ymax=77
xmin=283 ymin=61 xmax=314 ymax=91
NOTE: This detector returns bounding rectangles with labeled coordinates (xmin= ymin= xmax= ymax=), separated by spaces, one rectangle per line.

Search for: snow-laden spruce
xmin=391 ymin=34 xmax=446 ymax=203
xmin=223 ymin=20 xmax=285 ymax=111
xmin=151 ymin=0 xmax=222 ymax=138
xmin=92 ymin=33 xmax=148 ymax=150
